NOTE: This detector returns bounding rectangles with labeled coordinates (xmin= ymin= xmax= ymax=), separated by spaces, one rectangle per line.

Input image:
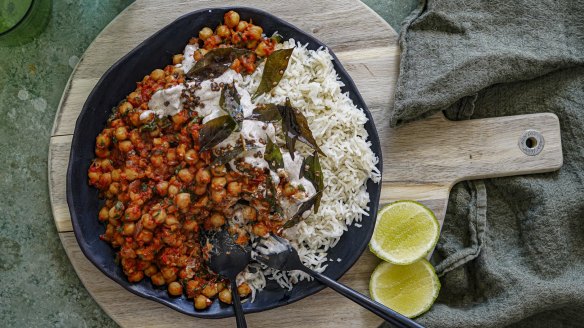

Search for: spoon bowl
xmin=206 ymin=229 xmax=251 ymax=328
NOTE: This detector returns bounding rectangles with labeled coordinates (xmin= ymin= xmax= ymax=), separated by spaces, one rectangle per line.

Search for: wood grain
xmin=48 ymin=0 xmax=563 ymax=327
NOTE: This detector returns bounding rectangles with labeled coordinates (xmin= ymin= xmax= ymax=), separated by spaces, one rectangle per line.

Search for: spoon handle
xmin=302 ymin=268 xmax=424 ymax=328
xmin=231 ymin=280 xmax=247 ymax=328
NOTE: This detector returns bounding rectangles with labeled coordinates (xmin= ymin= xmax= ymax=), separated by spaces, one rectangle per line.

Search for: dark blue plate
xmin=67 ymin=7 xmax=382 ymax=318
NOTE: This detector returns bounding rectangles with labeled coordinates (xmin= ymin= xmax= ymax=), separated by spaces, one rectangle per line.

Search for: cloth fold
xmin=380 ymin=0 xmax=584 ymax=327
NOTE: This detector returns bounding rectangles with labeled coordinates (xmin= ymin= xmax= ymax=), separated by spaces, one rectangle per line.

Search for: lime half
xmin=370 ymin=260 xmax=440 ymax=318
xmin=369 ymin=200 xmax=439 ymax=265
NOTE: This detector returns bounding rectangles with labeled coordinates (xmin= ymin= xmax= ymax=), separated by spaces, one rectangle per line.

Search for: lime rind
xmin=369 ymin=259 xmax=441 ymax=318
xmin=369 ymin=200 xmax=440 ymax=265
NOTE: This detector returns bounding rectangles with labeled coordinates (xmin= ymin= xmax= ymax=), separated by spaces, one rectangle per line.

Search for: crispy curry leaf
xmin=300 ymin=151 xmax=324 ymax=212
xmin=279 ymin=98 xmax=325 ymax=159
xmin=220 ymin=84 xmax=244 ymax=130
xmin=282 ymin=191 xmax=323 ymax=229
xmin=252 ymin=48 xmax=294 ymax=99
xmin=199 ymin=115 xmax=237 ymax=151
xmin=264 ymin=136 xmax=284 ymax=171
xmin=187 ymin=47 xmax=251 ymax=79
xmin=249 ymin=103 xmax=282 ymax=122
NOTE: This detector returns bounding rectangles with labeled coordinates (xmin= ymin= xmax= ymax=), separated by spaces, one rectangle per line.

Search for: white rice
xmin=237 ymin=40 xmax=381 ymax=296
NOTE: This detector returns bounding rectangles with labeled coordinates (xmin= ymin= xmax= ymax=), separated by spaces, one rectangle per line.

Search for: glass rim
xmin=0 ymin=0 xmax=35 ymax=36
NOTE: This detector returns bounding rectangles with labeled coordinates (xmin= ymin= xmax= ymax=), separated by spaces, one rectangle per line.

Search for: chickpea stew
xmin=88 ymin=10 xmax=326 ymax=311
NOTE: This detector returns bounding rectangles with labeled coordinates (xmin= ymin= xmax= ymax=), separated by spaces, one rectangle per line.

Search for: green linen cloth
xmin=381 ymin=0 xmax=584 ymax=327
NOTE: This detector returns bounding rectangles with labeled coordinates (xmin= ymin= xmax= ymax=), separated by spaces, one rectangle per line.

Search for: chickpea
xmin=248 ymin=25 xmax=263 ymax=40
xmin=183 ymin=219 xmax=198 ymax=232
xmin=176 ymin=144 xmax=187 ymax=159
xmin=193 ymin=48 xmax=208 ymax=62
xmin=172 ymin=54 xmax=184 ymax=65
xmin=178 ymin=168 xmax=194 ymax=183
xmin=111 ymin=169 xmax=121 ymax=181
xmin=124 ymin=205 xmax=142 ymax=221
xmin=109 ymin=206 xmax=122 ymax=220
xmin=210 ymin=189 xmax=227 ymax=203
xmin=218 ymin=288 xmax=232 ymax=304
xmin=172 ymin=111 xmax=188 ymax=125
xmin=168 ymin=184 xmax=179 ymax=197
xmin=136 ymin=249 xmax=154 ymax=262
xmin=211 ymin=176 xmax=227 ymax=190
xmin=194 ymin=196 xmax=209 ymax=208
xmin=237 ymin=283 xmax=251 ymax=297
xmin=95 ymin=133 xmax=111 ymax=149
xmin=141 ymin=213 xmax=157 ymax=230
xmin=201 ymin=283 xmax=219 ymax=298
xmin=129 ymin=112 xmax=141 ymax=127
xmin=198 ymin=27 xmax=213 ymax=40
xmin=194 ymin=294 xmax=211 ymax=310
xmin=186 ymin=279 xmax=201 ymax=296
xmin=185 ymin=149 xmax=198 ymax=165
xmin=152 ymin=208 xmax=167 ymax=224
xmin=122 ymin=222 xmax=135 ymax=236
xmin=98 ymin=172 xmax=112 ymax=187
xmin=175 ymin=193 xmax=191 ymax=210
xmin=168 ymin=281 xmax=183 ymax=297
xmin=161 ymin=267 xmax=177 ymax=282
xmin=211 ymin=165 xmax=226 ymax=177
xmin=88 ymin=171 xmax=100 ymax=185
xmin=118 ymin=102 xmax=133 ymax=116
xmin=98 ymin=207 xmax=109 ymax=221
xmin=150 ymin=69 xmax=165 ymax=81
xmin=150 ymin=154 xmax=164 ymax=167
xmin=194 ymin=184 xmax=207 ymax=196
xmin=165 ymin=214 xmax=179 ymax=226
xmin=252 ymin=222 xmax=268 ymax=237
xmin=236 ymin=21 xmax=248 ymax=32
xmin=241 ymin=206 xmax=257 ymax=221
xmin=282 ymin=183 xmax=296 ymax=197
xmin=166 ymin=149 xmax=177 ymax=163
xmin=216 ymin=25 xmax=231 ymax=38
xmin=144 ymin=265 xmax=158 ymax=277
xmin=246 ymin=39 xmax=258 ymax=50
xmin=118 ymin=140 xmax=133 ymax=152
xmin=127 ymin=91 xmax=141 ymax=104
xmin=151 ymin=272 xmax=166 ymax=286
xmin=108 ymin=182 xmax=120 ymax=195
xmin=224 ymin=11 xmax=240 ymax=28
xmin=138 ymin=230 xmax=154 ymax=243
xmin=195 ymin=168 xmax=211 ymax=184
xmin=208 ymin=212 xmax=225 ymax=228
xmin=124 ymin=167 xmax=140 ymax=181
xmin=255 ymin=41 xmax=270 ymax=57
xmin=127 ymin=271 xmax=144 ymax=283
xmin=94 ymin=148 xmax=110 ymax=158
xmin=155 ymin=181 xmax=169 ymax=196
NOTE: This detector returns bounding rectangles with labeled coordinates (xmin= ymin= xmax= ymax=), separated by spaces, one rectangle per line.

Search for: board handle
xmin=380 ymin=112 xmax=563 ymax=225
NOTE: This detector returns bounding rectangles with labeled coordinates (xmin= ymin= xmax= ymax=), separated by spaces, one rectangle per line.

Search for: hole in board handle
xmin=519 ymin=130 xmax=544 ymax=156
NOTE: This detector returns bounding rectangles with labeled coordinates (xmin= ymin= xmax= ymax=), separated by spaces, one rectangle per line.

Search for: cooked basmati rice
xmin=236 ymin=40 xmax=381 ymax=297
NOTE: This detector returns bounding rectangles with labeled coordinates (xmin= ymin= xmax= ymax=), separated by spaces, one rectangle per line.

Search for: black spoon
xmin=255 ymin=234 xmax=425 ymax=328
xmin=206 ymin=229 xmax=251 ymax=328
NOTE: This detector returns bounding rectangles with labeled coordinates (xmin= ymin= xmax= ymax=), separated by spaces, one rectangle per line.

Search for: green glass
xmin=0 ymin=0 xmax=51 ymax=46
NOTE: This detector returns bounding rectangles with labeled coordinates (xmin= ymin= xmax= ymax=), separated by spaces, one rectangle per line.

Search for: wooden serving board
xmin=48 ymin=0 xmax=563 ymax=327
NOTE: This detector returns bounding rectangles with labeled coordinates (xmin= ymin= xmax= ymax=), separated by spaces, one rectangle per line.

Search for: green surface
xmin=0 ymin=1 xmax=413 ymax=327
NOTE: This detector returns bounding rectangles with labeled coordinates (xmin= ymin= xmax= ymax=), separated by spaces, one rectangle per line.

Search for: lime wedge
xmin=369 ymin=260 xmax=440 ymax=318
xmin=369 ymin=200 xmax=439 ymax=265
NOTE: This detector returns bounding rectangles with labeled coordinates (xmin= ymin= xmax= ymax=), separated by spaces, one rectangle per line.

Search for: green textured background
xmin=0 ymin=1 xmax=416 ymax=327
